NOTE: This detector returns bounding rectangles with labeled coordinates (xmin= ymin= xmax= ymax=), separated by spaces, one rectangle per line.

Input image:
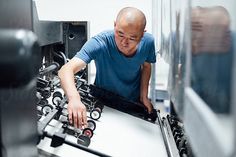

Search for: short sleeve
xmin=74 ymin=37 xmax=104 ymax=64
xmin=145 ymin=36 xmax=156 ymax=63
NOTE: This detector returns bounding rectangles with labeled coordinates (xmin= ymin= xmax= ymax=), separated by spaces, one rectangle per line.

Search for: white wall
xmin=35 ymin=0 xmax=153 ymax=37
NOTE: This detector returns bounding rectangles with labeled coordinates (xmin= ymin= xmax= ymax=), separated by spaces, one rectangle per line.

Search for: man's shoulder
xmin=141 ymin=32 xmax=155 ymax=45
xmin=92 ymin=30 xmax=114 ymax=45
xmin=143 ymin=32 xmax=154 ymax=40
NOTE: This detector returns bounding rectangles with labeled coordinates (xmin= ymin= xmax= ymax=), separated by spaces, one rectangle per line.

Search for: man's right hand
xmin=67 ymin=96 xmax=87 ymax=129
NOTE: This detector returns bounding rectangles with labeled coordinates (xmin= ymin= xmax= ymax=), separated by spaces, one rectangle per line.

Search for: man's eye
xmin=129 ymin=38 xmax=135 ymax=41
xmin=119 ymin=34 xmax=124 ymax=38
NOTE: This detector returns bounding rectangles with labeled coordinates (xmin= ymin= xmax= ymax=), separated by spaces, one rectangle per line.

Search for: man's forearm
xmin=140 ymin=62 xmax=151 ymax=99
xmin=58 ymin=65 xmax=81 ymax=101
xmin=58 ymin=58 xmax=86 ymax=101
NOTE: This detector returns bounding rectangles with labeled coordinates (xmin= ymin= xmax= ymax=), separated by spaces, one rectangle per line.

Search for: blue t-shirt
xmin=75 ymin=30 xmax=156 ymax=101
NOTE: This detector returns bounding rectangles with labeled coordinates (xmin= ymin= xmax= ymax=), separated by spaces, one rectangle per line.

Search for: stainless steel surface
xmin=169 ymin=0 xmax=190 ymax=118
xmin=183 ymin=0 xmax=236 ymax=157
xmin=156 ymin=0 xmax=236 ymax=156
xmin=190 ymin=6 xmax=232 ymax=113
xmin=160 ymin=0 xmax=171 ymax=63
xmin=184 ymin=88 xmax=234 ymax=157
xmin=157 ymin=0 xmax=191 ymax=118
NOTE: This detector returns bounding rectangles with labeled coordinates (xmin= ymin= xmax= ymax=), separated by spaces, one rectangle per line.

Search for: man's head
xmin=114 ymin=7 xmax=146 ymax=57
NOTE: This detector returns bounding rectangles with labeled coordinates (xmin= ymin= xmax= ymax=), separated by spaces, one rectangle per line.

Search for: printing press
xmin=0 ymin=27 xmax=192 ymax=156
xmin=0 ymin=18 xmax=192 ymax=156
xmin=3 ymin=0 xmax=236 ymax=157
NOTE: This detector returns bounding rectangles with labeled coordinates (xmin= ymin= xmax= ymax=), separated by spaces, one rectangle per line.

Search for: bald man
xmin=58 ymin=7 xmax=156 ymax=128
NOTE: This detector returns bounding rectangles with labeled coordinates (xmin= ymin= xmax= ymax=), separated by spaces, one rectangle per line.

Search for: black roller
xmin=0 ymin=29 xmax=41 ymax=88
xmin=41 ymin=104 xmax=53 ymax=115
xmin=52 ymin=91 xmax=63 ymax=106
xmin=77 ymin=135 xmax=91 ymax=147
xmin=39 ymin=62 xmax=60 ymax=75
xmin=90 ymin=108 xmax=101 ymax=120
xmin=87 ymin=120 xmax=96 ymax=131
xmin=82 ymin=128 xmax=93 ymax=138
xmin=38 ymin=99 xmax=48 ymax=106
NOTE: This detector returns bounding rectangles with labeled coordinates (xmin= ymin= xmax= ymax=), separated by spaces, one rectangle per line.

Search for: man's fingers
xmin=68 ymin=109 xmax=73 ymax=125
xmin=149 ymin=103 xmax=154 ymax=113
xmin=78 ymin=112 xmax=83 ymax=129
xmin=73 ymin=112 xmax=78 ymax=128
xmin=68 ymin=102 xmax=87 ymax=129
xmin=82 ymin=111 xmax=88 ymax=128
xmin=148 ymin=106 xmax=152 ymax=113
xmin=144 ymin=102 xmax=153 ymax=114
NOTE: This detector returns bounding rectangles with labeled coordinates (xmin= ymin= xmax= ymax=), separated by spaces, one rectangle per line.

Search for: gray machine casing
xmin=0 ymin=30 xmax=41 ymax=157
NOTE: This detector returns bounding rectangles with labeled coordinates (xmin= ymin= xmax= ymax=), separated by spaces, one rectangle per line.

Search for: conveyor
xmin=36 ymin=76 xmax=185 ymax=157
xmin=38 ymin=105 xmax=168 ymax=157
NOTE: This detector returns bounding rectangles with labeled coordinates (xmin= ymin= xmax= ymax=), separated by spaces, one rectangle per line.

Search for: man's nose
xmin=121 ymin=37 xmax=129 ymax=45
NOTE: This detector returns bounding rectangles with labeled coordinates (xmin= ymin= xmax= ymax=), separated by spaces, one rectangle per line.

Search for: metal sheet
xmin=168 ymin=0 xmax=190 ymax=118
xmin=38 ymin=106 xmax=168 ymax=157
xmin=184 ymin=88 xmax=234 ymax=157
xmin=183 ymin=0 xmax=236 ymax=156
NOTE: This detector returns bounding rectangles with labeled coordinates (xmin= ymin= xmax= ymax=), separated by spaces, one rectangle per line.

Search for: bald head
xmin=116 ymin=7 xmax=146 ymax=31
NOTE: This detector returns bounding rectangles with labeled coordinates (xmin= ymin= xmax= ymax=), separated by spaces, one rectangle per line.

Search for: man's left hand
xmin=140 ymin=97 xmax=153 ymax=113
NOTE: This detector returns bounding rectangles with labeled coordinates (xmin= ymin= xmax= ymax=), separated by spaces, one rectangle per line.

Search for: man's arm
xmin=140 ymin=62 xmax=153 ymax=113
xmin=58 ymin=57 xmax=87 ymax=128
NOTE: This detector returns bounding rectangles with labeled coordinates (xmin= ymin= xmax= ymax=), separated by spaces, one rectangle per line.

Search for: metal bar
xmin=44 ymin=133 xmax=111 ymax=157
xmin=157 ymin=110 xmax=178 ymax=157
xmin=157 ymin=110 xmax=171 ymax=157
xmin=163 ymin=117 xmax=181 ymax=157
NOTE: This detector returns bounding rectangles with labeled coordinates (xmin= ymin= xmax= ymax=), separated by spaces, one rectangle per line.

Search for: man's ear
xmin=141 ymin=29 xmax=146 ymax=37
xmin=140 ymin=30 xmax=146 ymax=38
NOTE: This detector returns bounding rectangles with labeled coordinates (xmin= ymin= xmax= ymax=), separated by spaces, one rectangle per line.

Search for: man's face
xmin=114 ymin=21 xmax=144 ymax=57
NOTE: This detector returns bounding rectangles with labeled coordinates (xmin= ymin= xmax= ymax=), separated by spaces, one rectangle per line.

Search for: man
xmin=58 ymin=7 xmax=156 ymax=128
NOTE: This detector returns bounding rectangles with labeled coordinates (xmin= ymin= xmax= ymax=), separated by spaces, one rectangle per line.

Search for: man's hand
xmin=140 ymin=96 xmax=153 ymax=113
xmin=67 ymin=96 xmax=87 ymax=129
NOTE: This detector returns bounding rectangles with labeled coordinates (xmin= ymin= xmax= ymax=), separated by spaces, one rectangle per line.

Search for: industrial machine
xmin=0 ymin=0 xmax=235 ymax=157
